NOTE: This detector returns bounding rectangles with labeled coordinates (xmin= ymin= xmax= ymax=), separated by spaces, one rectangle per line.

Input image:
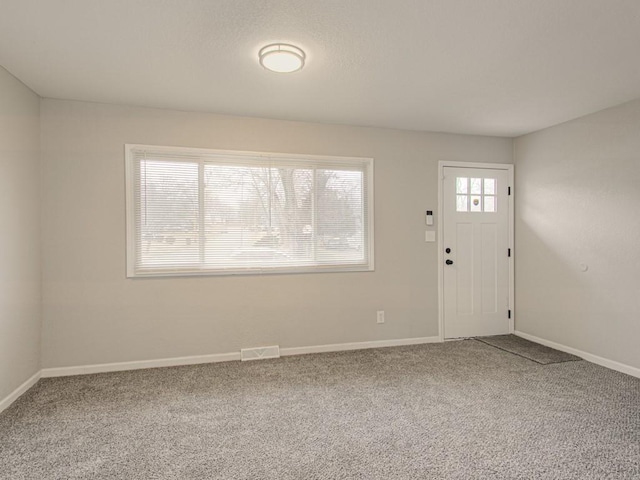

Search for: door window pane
xmin=470 ymin=195 xmax=482 ymax=212
xmin=484 ymin=178 xmax=495 ymax=195
xmin=470 ymin=178 xmax=482 ymax=194
xmin=456 ymin=195 xmax=468 ymax=212
xmin=456 ymin=177 xmax=468 ymax=194
xmin=484 ymin=196 xmax=495 ymax=212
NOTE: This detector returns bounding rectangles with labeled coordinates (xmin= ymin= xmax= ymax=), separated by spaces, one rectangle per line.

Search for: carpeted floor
xmin=1 ymin=340 xmax=639 ymax=479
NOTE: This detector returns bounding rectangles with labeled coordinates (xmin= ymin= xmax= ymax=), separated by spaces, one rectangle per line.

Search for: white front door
xmin=443 ymin=166 xmax=511 ymax=338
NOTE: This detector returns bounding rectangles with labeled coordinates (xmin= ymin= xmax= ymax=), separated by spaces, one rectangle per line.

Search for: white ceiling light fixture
xmin=259 ymin=43 xmax=306 ymax=73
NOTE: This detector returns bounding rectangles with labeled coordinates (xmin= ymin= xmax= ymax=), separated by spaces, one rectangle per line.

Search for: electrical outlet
xmin=376 ymin=310 xmax=385 ymax=324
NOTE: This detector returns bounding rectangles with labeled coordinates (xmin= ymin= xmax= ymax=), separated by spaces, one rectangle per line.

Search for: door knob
xmin=446 ymin=259 xmax=454 ymax=265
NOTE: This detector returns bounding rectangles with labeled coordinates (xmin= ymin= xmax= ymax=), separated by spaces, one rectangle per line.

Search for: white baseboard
xmin=41 ymin=351 xmax=241 ymax=378
xmin=10 ymin=334 xmax=637 ymax=411
xmin=281 ymin=336 xmax=441 ymax=356
xmin=514 ymin=330 xmax=640 ymax=379
xmin=0 ymin=371 xmax=41 ymax=415
xmin=41 ymin=336 xmax=441 ymax=378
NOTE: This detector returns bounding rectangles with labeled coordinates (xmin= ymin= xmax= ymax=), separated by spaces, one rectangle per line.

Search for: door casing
xmin=437 ymin=161 xmax=514 ymax=341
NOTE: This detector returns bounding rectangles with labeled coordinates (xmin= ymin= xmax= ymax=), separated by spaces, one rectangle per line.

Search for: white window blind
xmin=125 ymin=145 xmax=374 ymax=277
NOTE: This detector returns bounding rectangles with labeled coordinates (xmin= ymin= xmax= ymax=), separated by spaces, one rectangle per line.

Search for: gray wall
xmin=0 ymin=67 xmax=41 ymax=399
xmin=40 ymin=99 xmax=512 ymax=368
xmin=515 ymin=99 xmax=640 ymax=369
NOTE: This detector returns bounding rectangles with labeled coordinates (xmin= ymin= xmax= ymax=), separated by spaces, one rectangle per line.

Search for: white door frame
xmin=437 ymin=161 xmax=515 ymax=341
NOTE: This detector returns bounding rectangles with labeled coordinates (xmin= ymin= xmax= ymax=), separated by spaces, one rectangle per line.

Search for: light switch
xmin=425 ymin=231 xmax=436 ymax=242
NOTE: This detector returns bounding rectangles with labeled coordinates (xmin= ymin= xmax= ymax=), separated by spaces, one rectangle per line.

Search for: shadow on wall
xmin=516 ymin=162 xmax=640 ymax=353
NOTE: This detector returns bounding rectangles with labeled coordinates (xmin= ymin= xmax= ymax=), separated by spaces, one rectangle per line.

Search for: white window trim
xmin=125 ymin=144 xmax=375 ymax=278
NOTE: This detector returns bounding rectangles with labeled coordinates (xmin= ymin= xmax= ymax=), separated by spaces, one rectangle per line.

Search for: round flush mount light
xmin=258 ymin=43 xmax=306 ymax=73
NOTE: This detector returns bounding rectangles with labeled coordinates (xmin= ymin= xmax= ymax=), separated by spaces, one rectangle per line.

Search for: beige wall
xmin=0 ymin=67 xmax=41 ymax=399
xmin=515 ymin=99 xmax=640 ymax=369
xmin=40 ymin=99 xmax=512 ymax=368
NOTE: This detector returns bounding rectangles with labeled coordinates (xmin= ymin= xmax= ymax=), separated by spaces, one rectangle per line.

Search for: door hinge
xmin=508 ymin=309 xmax=512 ymax=319
xmin=508 ymin=248 xmax=511 ymax=257
xmin=508 ymin=186 xmax=511 ymax=195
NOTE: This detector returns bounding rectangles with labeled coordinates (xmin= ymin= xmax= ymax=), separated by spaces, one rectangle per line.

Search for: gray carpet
xmin=1 ymin=340 xmax=639 ymax=480
xmin=475 ymin=334 xmax=582 ymax=364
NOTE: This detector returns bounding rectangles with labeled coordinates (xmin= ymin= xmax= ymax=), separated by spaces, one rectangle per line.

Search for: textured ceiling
xmin=1 ymin=0 xmax=640 ymax=137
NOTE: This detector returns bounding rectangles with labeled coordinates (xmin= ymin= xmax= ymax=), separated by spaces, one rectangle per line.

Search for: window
xmin=125 ymin=145 xmax=374 ymax=277
xmin=456 ymin=177 xmax=496 ymax=213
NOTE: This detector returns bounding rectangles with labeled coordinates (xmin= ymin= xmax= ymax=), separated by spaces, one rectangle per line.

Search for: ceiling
xmin=1 ymin=0 xmax=639 ymax=137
